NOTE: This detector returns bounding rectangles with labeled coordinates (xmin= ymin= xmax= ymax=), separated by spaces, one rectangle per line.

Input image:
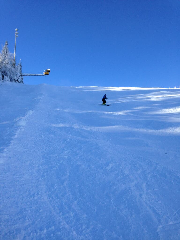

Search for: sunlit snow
xmin=0 ymin=83 xmax=180 ymax=239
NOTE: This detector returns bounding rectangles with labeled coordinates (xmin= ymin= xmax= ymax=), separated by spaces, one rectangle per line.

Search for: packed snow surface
xmin=0 ymin=83 xmax=180 ymax=240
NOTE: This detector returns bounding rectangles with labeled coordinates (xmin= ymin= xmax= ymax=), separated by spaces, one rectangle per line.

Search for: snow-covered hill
xmin=0 ymin=83 xmax=180 ymax=240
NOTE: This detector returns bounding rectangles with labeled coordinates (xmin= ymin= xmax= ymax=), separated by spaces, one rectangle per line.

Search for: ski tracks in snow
xmin=0 ymin=86 xmax=180 ymax=239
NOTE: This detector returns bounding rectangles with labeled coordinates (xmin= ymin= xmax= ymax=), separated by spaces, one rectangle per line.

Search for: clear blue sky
xmin=0 ymin=0 xmax=180 ymax=87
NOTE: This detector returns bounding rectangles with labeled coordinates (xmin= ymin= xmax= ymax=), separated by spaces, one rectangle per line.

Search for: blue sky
xmin=0 ymin=0 xmax=180 ymax=87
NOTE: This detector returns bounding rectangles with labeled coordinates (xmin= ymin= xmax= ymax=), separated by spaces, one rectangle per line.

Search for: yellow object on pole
xmin=44 ymin=72 xmax=49 ymax=75
xmin=44 ymin=69 xmax=51 ymax=75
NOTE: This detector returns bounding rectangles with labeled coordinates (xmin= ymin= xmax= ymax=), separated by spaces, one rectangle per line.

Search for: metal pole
xmin=14 ymin=28 xmax=18 ymax=62
xmin=21 ymin=74 xmax=45 ymax=76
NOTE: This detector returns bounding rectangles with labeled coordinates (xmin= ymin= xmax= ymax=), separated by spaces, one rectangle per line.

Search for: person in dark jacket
xmin=102 ymin=94 xmax=108 ymax=104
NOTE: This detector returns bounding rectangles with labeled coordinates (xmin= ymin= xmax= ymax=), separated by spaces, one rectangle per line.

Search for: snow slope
xmin=0 ymin=83 xmax=180 ymax=240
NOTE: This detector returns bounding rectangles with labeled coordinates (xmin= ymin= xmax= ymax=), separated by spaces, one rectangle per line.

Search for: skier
xmin=102 ymin=94 xmax=108 ymax=104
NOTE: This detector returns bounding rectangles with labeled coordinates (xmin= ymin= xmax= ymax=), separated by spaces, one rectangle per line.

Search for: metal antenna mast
xmin=14 ymin=28 xmax=18 ymax=62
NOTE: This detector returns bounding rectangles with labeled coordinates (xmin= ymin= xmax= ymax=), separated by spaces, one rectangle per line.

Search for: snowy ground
xmin=0 ymin=83 xmax=180 ymax=240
